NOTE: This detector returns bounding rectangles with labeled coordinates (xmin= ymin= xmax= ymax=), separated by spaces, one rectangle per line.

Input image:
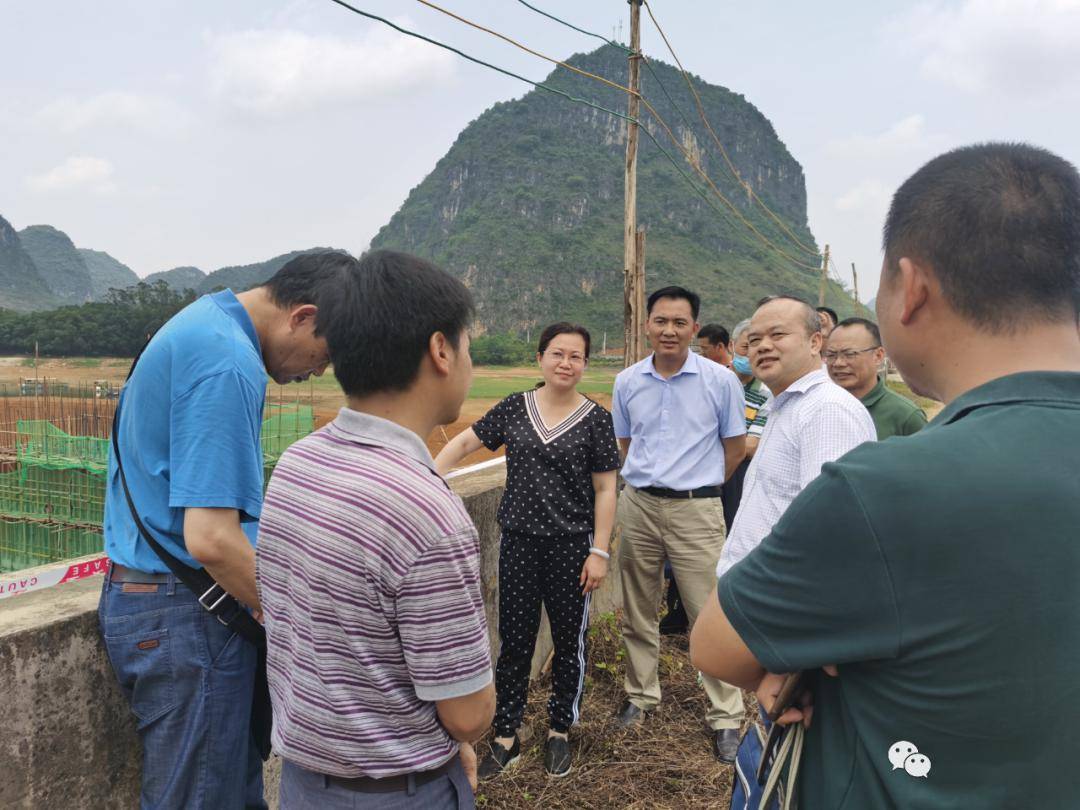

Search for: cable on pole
xmin=412 ymin=0 xmax=822 ymax=269
xmin=326 ymin=0 xmax=821 ymax=270
xmin=641 ymin=0 xmax=821 ymax=258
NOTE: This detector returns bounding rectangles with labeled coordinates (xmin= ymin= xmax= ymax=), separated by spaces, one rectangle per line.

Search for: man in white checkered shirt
xmin=717 ymin=296 xmax=876 ymax=577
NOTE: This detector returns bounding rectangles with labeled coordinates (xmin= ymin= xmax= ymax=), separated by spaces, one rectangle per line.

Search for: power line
xmin=641 ymin=0 xmax=821 ymax=258
xmin=325 ymin=0 xmax=819 ymax=270
xmin=500 ymin=0 xmax=824 ymax=266
xmin=411 ymin=0 xmax=822 ymax=270
xmin=512 ymin=0 xmax=630 ymax=52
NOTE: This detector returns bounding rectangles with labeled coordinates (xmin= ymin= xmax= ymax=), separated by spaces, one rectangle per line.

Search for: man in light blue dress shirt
xmin=611 ymin=285 xmax=748 ymax=762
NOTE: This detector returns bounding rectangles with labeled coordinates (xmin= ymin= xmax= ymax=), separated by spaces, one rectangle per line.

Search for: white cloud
xmin=37 ymin=91 xmax=189 ymax=134
xmin=890 ymin=0 xmax=1080 ymax=95
xmin=206 ymin=23 xmax=456 ymax=117
xmin=26 ymin=156 xmax=116 ymax=194
xmin=827 ymin=114 xmax=930 ymax=158
xmin=834 ymin=179 xmax=892 ymax=213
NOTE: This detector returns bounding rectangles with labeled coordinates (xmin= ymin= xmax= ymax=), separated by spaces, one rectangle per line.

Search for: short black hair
xmin=647 ymin=285 xmax=701 ymax=320
xmin=262 ymin=251 xmax=359 ymax=334
xmin=834 ymin=316 xmax=881 ymax=346
xmin=815 ymin=306 xmax=839 ymax=328
xmin=537 ymin=322 xmax=591 ymax=358
xmin=318 ymin=249 xmax=474 ymax=397
xmin=884 ymin=142 xmax=1080 ymax=329
xmin=698 ymin=323 xmax=730 ymax=346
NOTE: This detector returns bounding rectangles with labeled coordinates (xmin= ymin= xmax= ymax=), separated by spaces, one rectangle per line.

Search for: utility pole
xmin=817 ymin=243 xmax=831 ymax=307
xmin=623 ymin=0 xmax=644 ymax=367
xmin=851 ymin=262 xmax=859 ymax=304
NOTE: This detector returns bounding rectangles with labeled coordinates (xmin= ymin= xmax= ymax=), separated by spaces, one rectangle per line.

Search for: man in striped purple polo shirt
xmin=257 ymin=250 xmax=494 ymax=808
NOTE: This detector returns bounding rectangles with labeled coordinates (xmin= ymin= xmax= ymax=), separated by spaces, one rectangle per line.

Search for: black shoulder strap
xmin=112 ymin=339 xmax=264 ymax=646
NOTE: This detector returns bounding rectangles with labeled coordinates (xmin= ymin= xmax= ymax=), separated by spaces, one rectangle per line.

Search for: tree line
xmin=0 ymin=282 xmax=197 ymax=357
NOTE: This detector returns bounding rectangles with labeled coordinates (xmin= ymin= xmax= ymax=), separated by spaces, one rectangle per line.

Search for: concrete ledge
xmin=0 ymin=466 xmax=623 ymax=808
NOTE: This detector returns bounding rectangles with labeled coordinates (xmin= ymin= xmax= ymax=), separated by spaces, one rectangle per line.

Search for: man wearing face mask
xmin=720 ymin=318 xmax=773 ymax=529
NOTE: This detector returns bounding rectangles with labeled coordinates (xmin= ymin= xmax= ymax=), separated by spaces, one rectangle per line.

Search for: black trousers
xmin=493 ymin=530 xmax=592 ymax=737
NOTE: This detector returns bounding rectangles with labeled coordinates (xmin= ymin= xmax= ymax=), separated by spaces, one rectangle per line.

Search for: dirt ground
xmin=476 ymin=609 xmax=749 ymax=809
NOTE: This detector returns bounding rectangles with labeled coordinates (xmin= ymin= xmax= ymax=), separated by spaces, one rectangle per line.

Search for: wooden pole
xmin=817 ymin=243 xmax=831 ymax=307
xmin=851 ymin=262 xmax=859 ymax=304
xmin=623 ymin=0 xmax=643 ymax=367
xmin=635 ymin=226 xmax=646 ymax=362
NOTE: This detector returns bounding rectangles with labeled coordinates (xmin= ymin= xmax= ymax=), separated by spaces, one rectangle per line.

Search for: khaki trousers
xmin=616 ymin=486 xmax=744 ymax=730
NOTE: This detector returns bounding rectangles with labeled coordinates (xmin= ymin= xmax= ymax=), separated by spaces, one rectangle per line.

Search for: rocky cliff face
xmin=18 ymin=225 xmax=94 ymax=305
xmin=0 ymin=216 xmax=54 ymax=310
xmin=371 ymin=44 xmax=854 ymax=335
xmin=78 ymin=248 xmax=140 ymax=300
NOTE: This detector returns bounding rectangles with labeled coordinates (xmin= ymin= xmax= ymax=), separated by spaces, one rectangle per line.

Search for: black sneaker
xmin=544 ymin=735 xmax=572 ymax=778
xmin=477 ymin=736 xmax=520 ymax=779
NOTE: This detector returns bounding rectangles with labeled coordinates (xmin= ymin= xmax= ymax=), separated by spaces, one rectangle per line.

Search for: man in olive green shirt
xmin=826 ymin=317 xmax=927 ymax=438
xmin=690 ymin=142 xmax=1080 ymax=808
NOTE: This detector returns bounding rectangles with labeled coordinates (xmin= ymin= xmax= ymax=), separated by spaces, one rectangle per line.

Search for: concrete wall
xmin=0 ymin=468 xmax=622 ymax=809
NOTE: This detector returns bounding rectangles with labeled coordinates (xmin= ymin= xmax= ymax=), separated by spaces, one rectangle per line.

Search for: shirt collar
xmin=930 ymin=371 xmax=1080 ymax=428
xmin=860 ymin=376 xmax=888 ymax=407
xmin=209 ymin=289 xmax=261 ymax=355
xmin=328 ymin=407 xmax=438 ymax=472
xmin=642 ymin=351 xmax=701 ymax=380
xmin=772 ymin=367 xmax=830 ymax=407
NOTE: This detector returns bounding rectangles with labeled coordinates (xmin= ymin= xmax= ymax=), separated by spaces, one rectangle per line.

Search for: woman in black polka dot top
xmin=435 ymin=322 xmax=619 ymax=780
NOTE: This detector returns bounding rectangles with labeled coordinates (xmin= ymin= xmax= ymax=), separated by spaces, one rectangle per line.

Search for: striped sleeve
xmin=397 ymin=528 xmax=493 ymax=701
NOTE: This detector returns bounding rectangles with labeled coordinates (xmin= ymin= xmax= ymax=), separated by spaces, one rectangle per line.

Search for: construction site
xmin=0 ymin=376 xmax=315 ymax=573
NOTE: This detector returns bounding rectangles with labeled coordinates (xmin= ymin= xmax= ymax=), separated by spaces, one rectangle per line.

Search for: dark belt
xmin=110 ymin=563 xmax=175 ymax=584
xmin=326 ymin=758 xmax=454 ymax=794
xmin=638 ymin=485 xmax=723 ymax=499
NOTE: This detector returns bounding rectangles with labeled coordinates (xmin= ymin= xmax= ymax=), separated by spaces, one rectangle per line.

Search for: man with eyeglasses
xmin=826 ymin=317 xmax=927 ymax=439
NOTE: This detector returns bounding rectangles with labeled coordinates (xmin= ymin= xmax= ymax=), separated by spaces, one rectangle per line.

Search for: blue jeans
xmin=280 ymin=757 xmax=474 ymax=809
xmin=99 ymin=570 xmax=266 ymax=809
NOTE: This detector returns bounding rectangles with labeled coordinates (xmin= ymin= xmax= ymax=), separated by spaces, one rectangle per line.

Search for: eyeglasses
xmin=824 ymin=347 xmax=881 ymax=363
xmin=545 ymin=350 xmax=586 ymax=366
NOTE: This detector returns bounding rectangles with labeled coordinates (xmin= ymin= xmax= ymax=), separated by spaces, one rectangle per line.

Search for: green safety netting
xmin=0 ymin=403 xmax=315 ymax=572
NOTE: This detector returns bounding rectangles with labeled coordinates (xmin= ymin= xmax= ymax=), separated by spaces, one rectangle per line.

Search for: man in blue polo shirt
xmin=99 ymin=252 xmax=352 ymax=808
xmin=692 ymin=143 xmax=1080 ymax=807
xmin=612 ymin=285 xmax=747 ymax=762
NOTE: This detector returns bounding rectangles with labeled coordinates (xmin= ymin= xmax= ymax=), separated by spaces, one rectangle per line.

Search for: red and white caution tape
xmin=0 ymin=556 xmax=109 ymax=600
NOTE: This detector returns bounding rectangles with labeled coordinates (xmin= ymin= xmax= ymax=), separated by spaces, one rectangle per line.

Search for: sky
xmin=2 ymin=0 xmax=1079 ymax=301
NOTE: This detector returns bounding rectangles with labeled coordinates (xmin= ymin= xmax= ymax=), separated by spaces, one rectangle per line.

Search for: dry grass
xmin=476 ymin=610 xmax=757 ymax=810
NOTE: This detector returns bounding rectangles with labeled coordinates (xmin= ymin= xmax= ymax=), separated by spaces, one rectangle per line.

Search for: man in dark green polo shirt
xmin=689 ymin=142 xmax=1080 ymax=808
xmin=826 ymin=317 xmax=927 ymax=439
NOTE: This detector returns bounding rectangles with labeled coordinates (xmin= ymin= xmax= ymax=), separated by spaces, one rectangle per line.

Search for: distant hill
xmin=372 ymin=44 xmax=862 ymax=334
xmin=144 ymin=265 xmax=206 ymax=292
xmin=196 ymin=249 xmax=338 ymax=294
xmin=0 ymin=216 xmax=55 ymax=310
xmin=18 ymin=225 xmax=94 ymax=305
xmin=78 ymin=248 xmax=139 ymax=300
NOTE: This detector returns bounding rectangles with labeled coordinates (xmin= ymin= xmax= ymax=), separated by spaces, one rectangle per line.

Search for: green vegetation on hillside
xmin=372 ymin=44 xmax=865 ymax=338
xmin=18 ymin=225 xmax=94 ymax=304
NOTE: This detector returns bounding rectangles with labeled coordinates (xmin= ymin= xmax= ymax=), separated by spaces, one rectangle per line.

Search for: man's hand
xmin=580 ymin=553 xmax=608 ymax=594
xmin=756 ymin=667 xmax=839 ymax=729
xmin=756 ymin=672 xmax=814 ymax=728
xmin=460 ymin=742 xmax=478 ymax=792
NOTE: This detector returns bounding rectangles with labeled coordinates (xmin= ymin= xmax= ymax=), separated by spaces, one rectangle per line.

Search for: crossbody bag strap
xmin=111 ymin=341 xmax=264 ymax=647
